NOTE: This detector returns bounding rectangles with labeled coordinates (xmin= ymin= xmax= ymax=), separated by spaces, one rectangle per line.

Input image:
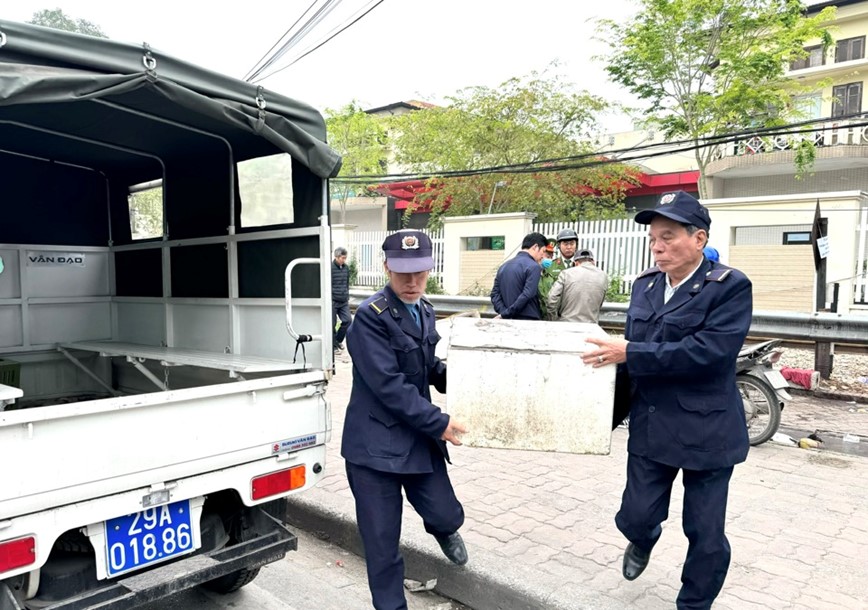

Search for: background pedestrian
xmin=490 ymin=232 xmax=548 ymax=320
xmin=546 ymin=248 xmax=608 ymax=323
xmin=332 ymin=246 xmax=351 ymax=351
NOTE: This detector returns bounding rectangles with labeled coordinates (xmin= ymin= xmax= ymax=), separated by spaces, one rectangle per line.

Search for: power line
xmin=330 ymin=112 xmax=868 ymax=184
xmin=251 ymin=0 xmax=386 ymax=83
xmin=246 ymin=0 xmax=345 ymax=83
xmin=244 ymin=0 xmax=318 ymax=82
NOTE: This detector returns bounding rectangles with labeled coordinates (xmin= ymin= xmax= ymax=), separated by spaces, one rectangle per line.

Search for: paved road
xmin=280 ymin=352 xmax=868 ymax=610
xmin=138 ymin=526 xmax=465 ymax=609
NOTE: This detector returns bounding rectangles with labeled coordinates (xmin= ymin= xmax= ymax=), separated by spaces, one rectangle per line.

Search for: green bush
xmin=348 ymin=257 xmax=359 ymax=286
xmin=605 ymin=273 xmax=630 ymax=303
xmin=426 ymin=275 xmax=445 ymax=295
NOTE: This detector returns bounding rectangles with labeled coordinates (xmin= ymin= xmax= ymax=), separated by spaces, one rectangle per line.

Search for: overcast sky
xmin=5 ymin=0 xmax=639 ymax=131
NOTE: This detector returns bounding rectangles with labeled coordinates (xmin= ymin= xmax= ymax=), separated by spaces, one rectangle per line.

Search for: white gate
xmin=351 ymin=229 xmax=445 ymax=289
xmin=534 ymin=218 xmax=651 ymax=293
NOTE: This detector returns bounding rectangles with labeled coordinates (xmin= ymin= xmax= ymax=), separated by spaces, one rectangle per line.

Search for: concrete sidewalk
xmin=286 ymin=355 xmax=868 ymax=609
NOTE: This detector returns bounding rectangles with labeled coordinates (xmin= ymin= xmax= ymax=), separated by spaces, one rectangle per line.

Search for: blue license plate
xmin=105 ymin=499 xmax=195 ymax=577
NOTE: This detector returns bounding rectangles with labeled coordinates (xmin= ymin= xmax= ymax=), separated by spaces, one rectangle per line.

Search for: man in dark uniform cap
xmin=342 ymin=229 xmax=468 ymax=610
xmin=582 ymin=191 xmax=752 ymax=610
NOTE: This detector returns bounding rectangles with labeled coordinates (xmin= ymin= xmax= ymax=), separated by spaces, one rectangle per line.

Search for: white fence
xmin=350 ymin=220 xmax=649 ymax=295
xmin=352 ymin=229 xmax=445 ymax=288
xmin=534 ymin=218 xmax=651 ymax=293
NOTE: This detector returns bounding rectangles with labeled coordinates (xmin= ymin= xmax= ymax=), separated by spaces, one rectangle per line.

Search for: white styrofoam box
xmin=446 ymin=317 xmax=616 ymax=454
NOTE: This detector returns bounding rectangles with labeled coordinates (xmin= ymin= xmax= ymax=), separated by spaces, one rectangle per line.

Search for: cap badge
xmin=660 ymin=193 xmax=676 ymax=205
xmin=401 ymin=235 xmax=420 ymax=250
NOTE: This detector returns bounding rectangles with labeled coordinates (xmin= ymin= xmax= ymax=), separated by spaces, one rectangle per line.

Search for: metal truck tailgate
xmin=0 ymin=372 xmax=328 ymax=518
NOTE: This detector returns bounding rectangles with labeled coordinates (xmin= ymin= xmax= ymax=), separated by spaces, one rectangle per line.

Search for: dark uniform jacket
xmin=331 ymin=259 xmax=350 ymax=305
xmin=341 ymin=284 xmax=449 ymax=474
xmin=623 ymin=259 xmax=752 ymax=471
xmin=490 ymin=251 xmax=543 ymax=320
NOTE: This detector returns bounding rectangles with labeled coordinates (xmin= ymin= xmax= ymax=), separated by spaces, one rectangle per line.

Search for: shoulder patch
xmin=637 ymin=265 xmax=661 ymax=279
xmin=368 ymin=296 xmax=389 ymax=314
xmin=705 ymin=268 xmax=733 ymax=282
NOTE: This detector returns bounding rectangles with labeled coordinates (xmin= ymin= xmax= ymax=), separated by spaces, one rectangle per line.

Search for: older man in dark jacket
xmin=331 ymin=247 xmax=351 ymax=351
xmin=490 ymin=232 xmax=548 ymax=320
xmin=583 ymin=191 xmax=752 ymax=610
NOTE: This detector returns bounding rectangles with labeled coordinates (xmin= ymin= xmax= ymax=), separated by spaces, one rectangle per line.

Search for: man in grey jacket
xmin=546 ymin=248 xmax=608 ymax=323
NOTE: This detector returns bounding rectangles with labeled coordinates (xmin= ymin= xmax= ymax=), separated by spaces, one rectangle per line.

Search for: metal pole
xmin=486 ymin=181 xmax=507 ymax=215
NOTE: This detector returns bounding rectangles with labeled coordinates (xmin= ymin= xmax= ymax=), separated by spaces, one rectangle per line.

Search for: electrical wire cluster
xmin=331 ymin=111 xmax=868 ymax=184
xmin=244 ymin=0 xmax=385 ymax=84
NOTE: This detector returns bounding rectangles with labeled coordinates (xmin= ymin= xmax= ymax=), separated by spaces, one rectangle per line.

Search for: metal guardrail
xmin=349 ymin=289 xmax=868 ymax=345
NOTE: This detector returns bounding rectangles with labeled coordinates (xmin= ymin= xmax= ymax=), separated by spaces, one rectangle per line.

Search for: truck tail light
xmin=0 ymin=536 xmax=36 ymax=573
xmin=252 ymin=466 xmax=306 ymax=500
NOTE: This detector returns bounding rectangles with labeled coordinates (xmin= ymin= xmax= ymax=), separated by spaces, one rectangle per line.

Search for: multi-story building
xmin=706 ymin=0 xmax=868 ymax=199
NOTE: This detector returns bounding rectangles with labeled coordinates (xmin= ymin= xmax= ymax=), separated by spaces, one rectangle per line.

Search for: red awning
xmin=371 ymin=170 xmax=700 ymax=212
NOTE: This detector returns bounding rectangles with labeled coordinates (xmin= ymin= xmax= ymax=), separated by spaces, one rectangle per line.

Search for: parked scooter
xmin=737 ymin=339 xmax=790 ymax=445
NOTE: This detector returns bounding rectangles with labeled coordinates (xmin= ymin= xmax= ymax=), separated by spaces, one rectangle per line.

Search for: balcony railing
xmin=712 ymin=117 xmax=868 ymax=160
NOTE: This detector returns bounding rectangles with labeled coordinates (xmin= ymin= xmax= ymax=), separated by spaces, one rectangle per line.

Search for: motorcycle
xmin=737 ymin=339 xmax=791 ymax=445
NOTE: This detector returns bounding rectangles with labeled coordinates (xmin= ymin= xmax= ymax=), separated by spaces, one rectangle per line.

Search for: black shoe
xmin=435 ymin=532 xmax=468 ymax=566
xmin=622 ymin=543 xmax=650 ymax=581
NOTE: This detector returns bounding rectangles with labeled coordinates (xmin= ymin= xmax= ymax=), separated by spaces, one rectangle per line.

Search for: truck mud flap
xmin=40 ymin=507 xmax=296 ymax=610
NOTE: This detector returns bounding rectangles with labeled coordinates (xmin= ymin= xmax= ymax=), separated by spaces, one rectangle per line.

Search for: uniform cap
xmin=382 ymin=230 xmax=434 ymax=273
xmin=634 ymin=191 xmax=711 ymax=231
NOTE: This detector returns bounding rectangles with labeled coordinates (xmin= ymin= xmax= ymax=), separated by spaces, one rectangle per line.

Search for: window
xmin=832 ymin=82 xmax=863 ymax=118
xmin=782 ymin=231 xmax=811 ymax=245
xmin=128 ymin=183 xmax=164 ymax=240
xmin=464 ymin=236 xmax=505 ymax=251
xmin=835 ymin=36 xmax=865 ymax=63
xmin=734 ymin=225 xmax=810 ymax=246
xmin=793 ymin=94 xmax=822 ymax=120
xmin=238 ymin=154 xmax=294 ymax=227
xmin=790 ymin=45 xmax=825 ymax=70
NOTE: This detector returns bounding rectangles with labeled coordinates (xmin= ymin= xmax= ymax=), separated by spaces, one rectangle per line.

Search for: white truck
xmin=0 ymin=20 xmax=341 ymax=609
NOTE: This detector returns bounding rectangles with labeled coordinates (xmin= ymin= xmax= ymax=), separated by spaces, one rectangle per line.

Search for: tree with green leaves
xmin=28 ymin=8 xmax=107 ymax=37
xmin=324 ymin=102 xmax=389 ymax=224
xmin=389 ymin=67 xmax=639 ymax=226
xmin=599 ymin=0 xmax=835 ymax=197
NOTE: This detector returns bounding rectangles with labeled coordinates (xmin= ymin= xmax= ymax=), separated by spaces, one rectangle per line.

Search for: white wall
xmin=441 ymin=212 xmax=535 ymax=295
xmin=705 ymin=191 xmax=867 ymax=314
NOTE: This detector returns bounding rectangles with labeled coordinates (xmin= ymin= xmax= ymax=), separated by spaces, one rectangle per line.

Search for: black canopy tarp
xmin=0 ymin=20 xmax=341 ymax=179
xmin=0 ymin=20 xmax=340 ymax=249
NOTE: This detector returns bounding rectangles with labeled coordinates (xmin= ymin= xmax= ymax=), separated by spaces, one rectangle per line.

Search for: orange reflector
xmin=252 ymin=465 xmax=306 ymax=500
xmin=0 ymin=536 xmax=36 ymax=573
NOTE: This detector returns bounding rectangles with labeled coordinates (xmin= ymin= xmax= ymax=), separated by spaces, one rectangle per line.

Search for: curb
xmin=786 ymin=386 xmax=868 ymax=404
xmin=283 ymin=494 xmax=599 ymax=610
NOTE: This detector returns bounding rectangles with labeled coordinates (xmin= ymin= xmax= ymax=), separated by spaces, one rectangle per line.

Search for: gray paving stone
xmin=284 ymin=357 xmax=868 ymax=610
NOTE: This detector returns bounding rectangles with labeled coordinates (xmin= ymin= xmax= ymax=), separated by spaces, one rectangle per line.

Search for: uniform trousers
xmin=615 ymin=453 xmax=734 ymax=610
xmin=346 ymin=454 xmax=464 ymax=610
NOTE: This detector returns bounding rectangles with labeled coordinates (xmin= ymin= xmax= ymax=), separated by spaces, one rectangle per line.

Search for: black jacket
xmin=332 ymin=259 xmax=350 ymax=304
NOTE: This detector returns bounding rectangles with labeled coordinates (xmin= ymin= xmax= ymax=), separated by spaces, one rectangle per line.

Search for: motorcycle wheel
xmin=738 ymin=374 xmax=782 ymax=446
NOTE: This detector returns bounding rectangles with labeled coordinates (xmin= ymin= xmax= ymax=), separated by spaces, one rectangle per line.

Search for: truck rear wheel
xmin=202 ymin=566 xmax=261 ymax=593
xmin=200 ymin=497 xmax=286 ymax=594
